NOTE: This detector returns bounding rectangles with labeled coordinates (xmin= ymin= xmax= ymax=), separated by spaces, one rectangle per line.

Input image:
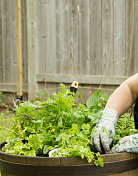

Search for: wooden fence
xmin=0 ymin=0 xmax=138 ymax=100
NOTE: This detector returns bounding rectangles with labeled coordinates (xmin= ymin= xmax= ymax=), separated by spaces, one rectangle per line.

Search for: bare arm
xmin=105 ymin=73 xmax=138 ymax=116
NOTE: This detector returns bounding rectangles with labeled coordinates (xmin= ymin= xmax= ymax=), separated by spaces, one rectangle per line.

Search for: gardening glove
xmin=110 ymin=133 xmax=138 ymax=153
xmin=91 ymin=108 xmax=118 ymax=153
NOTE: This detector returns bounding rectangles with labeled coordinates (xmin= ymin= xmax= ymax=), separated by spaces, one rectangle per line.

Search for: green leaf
xmin=82 ymin=123 xmax=90 ymax=135
xmin=94 ymin=157 xmax=104 ymax=167
xmin=86 ymin=90 xmax=99 ymax=108
xmin=43 ymin=145 xmax=50 ymax=154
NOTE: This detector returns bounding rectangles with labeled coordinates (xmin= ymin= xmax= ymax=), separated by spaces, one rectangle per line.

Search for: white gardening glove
xmin=92 ymin=109 xmax=118 ymax=153
xmin=110 ymin=134 xmax=138 ymax=153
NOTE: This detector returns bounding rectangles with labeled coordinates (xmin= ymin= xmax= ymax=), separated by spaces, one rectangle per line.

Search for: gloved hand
xmin=91 ymin=108 xmax=118 ymax=153
xmin=110 ymin=134 xmax=138 ymax=153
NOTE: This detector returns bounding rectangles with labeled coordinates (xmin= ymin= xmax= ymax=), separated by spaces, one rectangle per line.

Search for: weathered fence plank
xmin=2 ymin=0 xmax=17 ymax=83
xmin=90 ymin=0 xmax=102 ymax=75
xmin=26 ymin=0 xmax=38 ymax=99
xmin=11 ymin=0 xmax=17 ymax=84
xmin=21 ymin=0 xmax=28 ymax=84
xmin=126 ymin=0 xmax=135 ymax=76
xmin=66 ymin=0 xmax=80 ymax=75
xmin=102 ymin=0 xmax=114 ymax=76
xmin=37 ymin=73 xmax=128 ymax=86
xmin=1 ymin=0 xmax=9 ymax=83
xmin=55 ymin=0 xmax=67 ymax=74
xmin=37 ymin=0 xmax=48 ymax=74
xmin=0 ymin=83 xmax=27 ymax=92
xmin=48 ymin=0 xmax=56 ymax=74
xmin=79 ymin=0 xmax=90 ymax=75
xmin=114 ymin=0 xmax=126 ymax=76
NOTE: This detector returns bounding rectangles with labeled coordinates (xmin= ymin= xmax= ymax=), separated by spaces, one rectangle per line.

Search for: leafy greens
xmin=3 ymin=84 xmax=104 ymax=166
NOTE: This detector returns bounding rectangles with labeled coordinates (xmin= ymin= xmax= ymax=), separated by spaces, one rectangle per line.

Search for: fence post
xmin=16 ymin=0 xmax=23 ymax=100
xmin=26 ymin=0 xmax=38 ymax=100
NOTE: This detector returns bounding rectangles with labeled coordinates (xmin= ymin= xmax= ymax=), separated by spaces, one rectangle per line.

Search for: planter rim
xmin=0 ymin=141 xmax=138 ymax=176
xmin=0 ymin=141 xmax=138 ymax=166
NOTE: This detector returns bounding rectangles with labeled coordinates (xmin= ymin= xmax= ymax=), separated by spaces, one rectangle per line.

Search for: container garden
xmin=0 ymin=84 xmax=138 ymax=176
xmin=0 ymin=142 xmax=138 ymax=176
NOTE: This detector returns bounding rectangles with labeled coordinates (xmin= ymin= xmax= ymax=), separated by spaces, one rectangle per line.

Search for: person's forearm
xmin=105 ymin=73 xmax=138 ymax=116
xmin=105 ymin=83 xmax=134 ymax=116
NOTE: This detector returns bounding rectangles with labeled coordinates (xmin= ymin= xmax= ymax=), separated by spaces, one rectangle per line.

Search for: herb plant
xmin=2 ymin=84 xmax=137 ymax=167
xmin=2 ymin=84 xmax=104 ymax=167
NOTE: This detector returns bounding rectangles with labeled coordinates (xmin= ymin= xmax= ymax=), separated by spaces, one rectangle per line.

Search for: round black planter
xmin=0 ymin=142 xmax=138 ymax=176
